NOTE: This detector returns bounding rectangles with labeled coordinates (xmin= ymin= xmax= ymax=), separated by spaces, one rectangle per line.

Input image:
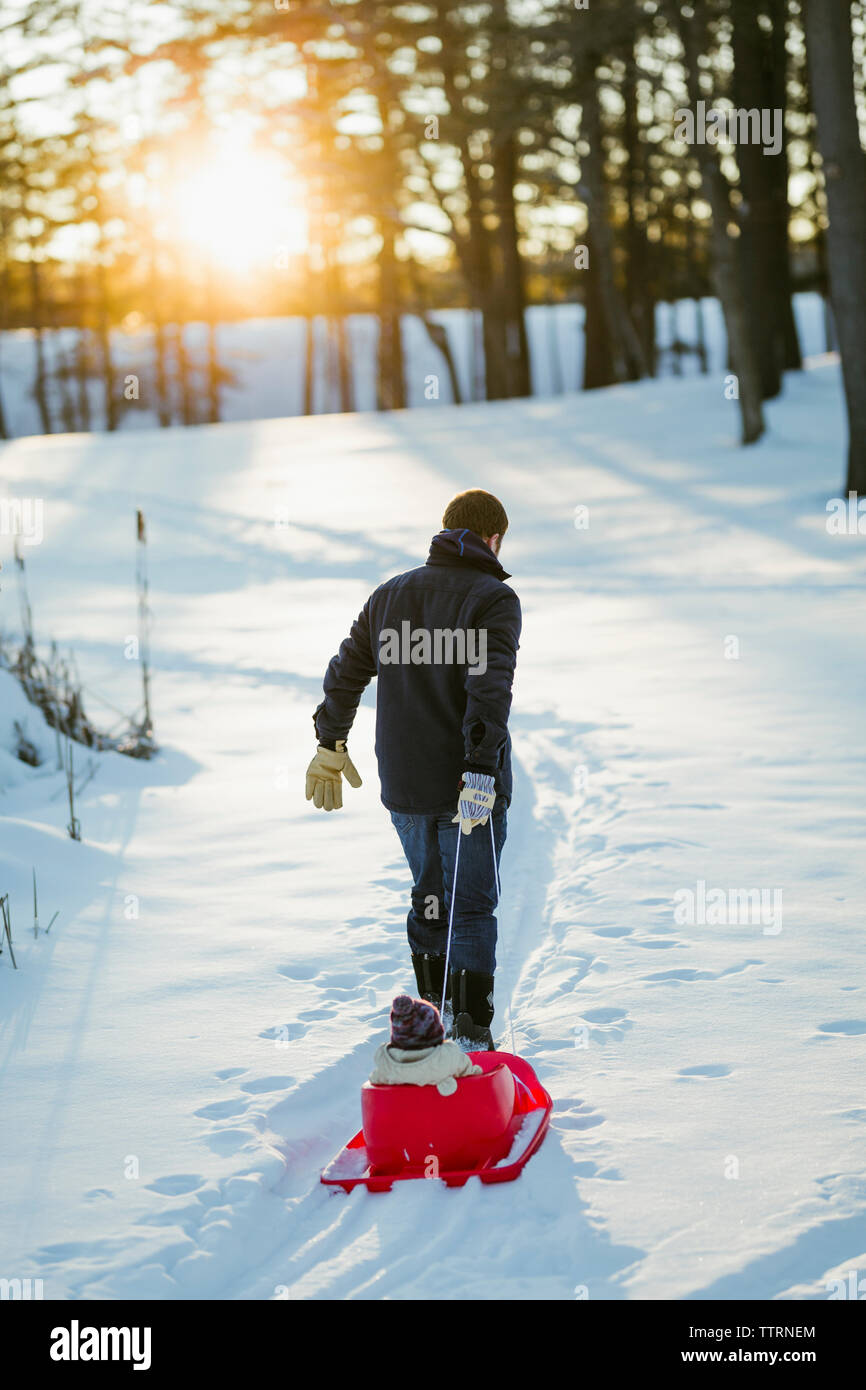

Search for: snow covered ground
xmin=1 ymin=357 xmax=864 ymax=1301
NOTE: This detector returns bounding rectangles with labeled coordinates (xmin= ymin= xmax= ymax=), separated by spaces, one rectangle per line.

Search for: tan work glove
xmin=305 ymin=740 xmax=362 ymax=812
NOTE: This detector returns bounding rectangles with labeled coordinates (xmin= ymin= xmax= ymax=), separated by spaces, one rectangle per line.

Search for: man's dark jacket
xmin=313 ymin=528 xmax=521 ymax=815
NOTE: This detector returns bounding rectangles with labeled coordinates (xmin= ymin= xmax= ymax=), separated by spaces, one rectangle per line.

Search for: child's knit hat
xmin=390 ymin=994 xmax=445 ymax=1051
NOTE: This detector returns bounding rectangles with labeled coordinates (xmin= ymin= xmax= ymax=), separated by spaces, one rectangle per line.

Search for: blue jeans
xmin=390 ymin=808 xmax=507 ymax=975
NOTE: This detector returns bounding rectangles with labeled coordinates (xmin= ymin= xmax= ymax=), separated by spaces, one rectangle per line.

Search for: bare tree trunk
xmin=623 ymin=51 xmax=656 ymax=375
xmin=580 ymin=69 xmax=648 ymax=388
xmin=767 ymin=0 xmax=802 ymax=372
xmin=670 ymin=302 xmax=683 ymax=377
xmin=321 ymin=232 xmax=353 ymax=413
xmin=52 ymin=332 xmax=77 ymax=433
xmin=461 ymin=165 xmax=509 ymax=400
xmin=686 ymin=213 xmax=710 ymax=374
xmin=435 ymin=6 xmax=509 ymax=401
xmin=27 ymin=256 xmax=53 ymax=434
xmin=376 ymin=215 xmax=405 ymax=410
xmin=152 ymin=319 xmax=170 ymax=426
xmin=94 ymin=255 xmax=116 ymax=431
xmin=582 ymin=229 xmax=619 ymax=389
xmin=679 ymin=4 xmax=764 ymax=444
xmin=147 ymin=247 xmax=171 ymax=427
xmin=349 ymin=11 xmax=407 ymax=412
xmin=731 ymin=0 xmax=783 ymax=400
xmin=205 ymin=320 xmax=221 ymax=423
xmin=581 ymin=76 xmax=628 ymax=386
xmin=334 ymin=314 xmax=352 ymax=413
xmin=303 ymin=312 xmax=315 ymax=415
xmin=173 ymin=321 xmax=194 ymax=426
xmin=803 ymin=0 xmax=866 ymax=493
xmin=0 ymin=226 xmax=10 ymax=438
xmin=695 ymin=297 xmax=709 ymax=375
xmin=204 ymin=263 xmax=221 ymax=425
xmin=74 ymin=272 xmax=92 ymax=432
xmin=491 ymin=132 xmax=531 ymax=397
xmin=304 ymin=60 xmax=323 ymax=417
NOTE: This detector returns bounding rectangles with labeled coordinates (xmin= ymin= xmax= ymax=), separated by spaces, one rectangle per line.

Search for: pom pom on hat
xmin=390 ymin=994 xmax=445 ymax=1050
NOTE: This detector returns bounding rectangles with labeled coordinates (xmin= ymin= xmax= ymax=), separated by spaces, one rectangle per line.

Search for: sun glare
xmin=157 ymin=138 xmax=308 ymax=273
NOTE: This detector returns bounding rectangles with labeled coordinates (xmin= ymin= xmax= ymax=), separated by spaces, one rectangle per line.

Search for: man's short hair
xmin=442 ymin=489 xmax=509 ymax=539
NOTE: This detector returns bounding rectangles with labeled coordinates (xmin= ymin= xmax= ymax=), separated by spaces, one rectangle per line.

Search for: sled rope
xmin=441 ymin=823 xmax=462 ymax=995
xmin=489 ymin=813 xmax=501 ymax=902
xmin=488 ymin=816 xmax=516 ymax=1054
xmin=442 ymin=816 xmax=515 ymax=1053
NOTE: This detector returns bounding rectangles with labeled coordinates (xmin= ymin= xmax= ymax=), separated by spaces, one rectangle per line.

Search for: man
xmin=305 ymin=489 xmax=521 ymax=1050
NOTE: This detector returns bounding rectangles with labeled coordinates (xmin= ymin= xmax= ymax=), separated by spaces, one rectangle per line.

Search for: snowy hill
xmin=1 ymin=359 xmax=865 ymax=1300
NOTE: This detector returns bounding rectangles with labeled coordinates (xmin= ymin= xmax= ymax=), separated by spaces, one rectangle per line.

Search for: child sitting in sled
xmin=369 ymin=995 xmax=483 ymax=1096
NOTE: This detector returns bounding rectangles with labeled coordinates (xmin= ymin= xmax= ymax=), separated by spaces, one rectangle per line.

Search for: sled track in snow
xmin=207 ymin=712 xmax=638 ymax=1300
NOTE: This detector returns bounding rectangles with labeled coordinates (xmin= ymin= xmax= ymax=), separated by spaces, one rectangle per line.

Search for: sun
xmin=157 ymin=134 xmax=308 ymax=273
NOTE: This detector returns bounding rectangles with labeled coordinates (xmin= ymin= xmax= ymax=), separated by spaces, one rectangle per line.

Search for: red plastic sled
xmin=321 ymin=1051 xmax=552 ymax=1192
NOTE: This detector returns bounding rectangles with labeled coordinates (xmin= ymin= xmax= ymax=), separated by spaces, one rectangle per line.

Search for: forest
xmin=1 ymin=1 xmax=864 ymax=487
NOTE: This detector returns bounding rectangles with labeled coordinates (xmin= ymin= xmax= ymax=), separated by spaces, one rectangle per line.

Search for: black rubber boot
xmin=412 ymin=953 xmax=449 ymax=1012
xmin=450 ymin=968 xmax=495 ymax=1052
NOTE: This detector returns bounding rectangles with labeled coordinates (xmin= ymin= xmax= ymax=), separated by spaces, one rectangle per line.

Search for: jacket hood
xmin=426 ymin=528 xmax=511 ymax=581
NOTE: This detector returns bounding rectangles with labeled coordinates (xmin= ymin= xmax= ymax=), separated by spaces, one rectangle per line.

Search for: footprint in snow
xmin=276 ymin=964 xmax=318 ymax=981
xmin=677 ymin=1064 xmax=732 ymax=1080
xmin=146 ymin=1175 xmax=205 ymax=1196
xmin=644 ymin=961 xmax=763 ymax=985
xmin=570 ymin=1159 xmax=623 ymax=1181
xmin=618 ymin=839 xmax=702 ymax=854
xmin=214 ymin=1067 xmax=246 ymax=1081
xmin=816 ymin=1020 xmax=866 ymax=1037
xmin=644 ymin=968 xmax=715 ymax=983
xmin=321 ymin=973 xmax=366 ymax=991
xmin=579 ymin=1006 xmax=633 ymax=1045
xmin=239 ymin=1075 xmax=295 ymax=1094
xmin=556 ymin=1108 xmax=605 ymax=1131
xmin=194 ymin=1099 xmax=249 ymax=1120
xmin=204 ymin=1128 xmax=257 ymax=1156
